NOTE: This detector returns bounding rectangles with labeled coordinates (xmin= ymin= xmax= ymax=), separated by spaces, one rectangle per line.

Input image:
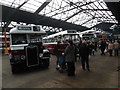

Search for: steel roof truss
xmin=34 ymin=0 xmax=52 ymax=14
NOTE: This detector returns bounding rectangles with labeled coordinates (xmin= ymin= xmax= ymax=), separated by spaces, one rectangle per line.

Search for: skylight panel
xmin=0 ymin=0 xmax=14 ymax=6
xmin=89 ymin=3 xmax=98 ymax=9
xmin=85 ymin=4 xmax=93 ymax=9
xmin=106 ymin=11 xmax=113 ymax=16
xmin=0 ymin=0 xmax=25 ymax=8
xmin=20 ymin=5 xmax=37 ymax=12
xmin=47 ymin=0 xmax=63 ymax=10
xmin=93 ymin=1 xmax=104 ymax=9
xmin=68 ymin=13 xmax=91 ymax=24
xmin=21 ymin=0 xmax=40 ymax=12
xmin=99 ymin=1 xmax=108 ymax=9
xmin=26 ymin=0 xmax=42 ymax=7
xmin=40 ymin=0 xmax=65 ymax=15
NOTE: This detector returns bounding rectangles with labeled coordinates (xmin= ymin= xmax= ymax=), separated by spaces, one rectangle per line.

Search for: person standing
xmin=54 ymin=41 xmax=62 ymax=69
xmin=78 ymin=40 xmax=82 ymax=60
xmin=114 ymin=40 xmax=120 ymax=56
xmin=79 ymin=41 xmax=90 ymax=71
xmin=64 ymin=40 xmax=76 ymax=76
xmin=37 ymin=42 xmax=44 ymax=53
xmin=88 ymin=42 xmax=95 ymax=55
xmin=99 ymin=40 xmax=106 ymax=55
xmin=108 ymin=41 xmax=114 ymax=56
xmin=94 ymin=41 xmax=98 ymax=52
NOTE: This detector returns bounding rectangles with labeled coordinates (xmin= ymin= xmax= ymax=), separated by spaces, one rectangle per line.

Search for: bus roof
xmin=10 ymin=25 xmax=46 ymax=34
xmin=43 ymin=30 xmax=78 ymax=39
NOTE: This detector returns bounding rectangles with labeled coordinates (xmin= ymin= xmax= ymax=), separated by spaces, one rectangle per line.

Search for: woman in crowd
xmin=108 ymin=41 xmax=114 ymax=56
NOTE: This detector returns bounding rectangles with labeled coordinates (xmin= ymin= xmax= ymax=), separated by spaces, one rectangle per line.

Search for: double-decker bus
xmin=9 ymin=25 xmax=50 ymax=73
xmin=43 ymin=30 xmax=80 ymax=54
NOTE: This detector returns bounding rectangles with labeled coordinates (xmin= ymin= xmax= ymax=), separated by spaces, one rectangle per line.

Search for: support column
xmin=3 ymin=27 xmax=8 ymax=54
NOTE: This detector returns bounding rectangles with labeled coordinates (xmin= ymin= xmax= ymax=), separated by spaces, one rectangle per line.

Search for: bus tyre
xmin=43 ymin=59 xmax=49 ymax=68
xmin=11 ymin=65 xmax=18 ymax=74
xmin=46 ymin=62 xmax=49 ymax=68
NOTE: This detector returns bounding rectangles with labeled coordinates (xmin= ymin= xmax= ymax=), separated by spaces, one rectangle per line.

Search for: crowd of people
xmin=54 ymin=39 xmax=120 ymax=76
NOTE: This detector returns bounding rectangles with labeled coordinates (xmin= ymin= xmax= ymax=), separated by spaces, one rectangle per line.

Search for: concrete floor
xmin=2 ymin=51 xmax=119 ymax=88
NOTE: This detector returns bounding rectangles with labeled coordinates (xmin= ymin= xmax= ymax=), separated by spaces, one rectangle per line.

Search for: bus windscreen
xmin=12 ymin=34 xmax=27 ymax=45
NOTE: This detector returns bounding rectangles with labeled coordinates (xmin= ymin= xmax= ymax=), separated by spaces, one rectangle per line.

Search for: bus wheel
xmin=43 ymin=59 xmax=49 ymax=68
xmin=11 ymin=65 xmax=18 ymax=74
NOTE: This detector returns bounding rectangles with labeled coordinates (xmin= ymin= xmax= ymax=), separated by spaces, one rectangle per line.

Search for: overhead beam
xmin=65 ymin=10 xmax=83 ymax=21
xmin=51 ymin=6 xmax=77 ymax=17
xmin=64 ymin=1 xmax=94 ymax=21
xmin=35 ymin=0 xmax=52 ymax=14
xmin=91 ymin=22 xmax=114 ymax=31
xmin=16 ymin=0 xmax=29 ymax=9
xmin=97 ymin=1 xmax=117 ymax=23
xmin=4 ymin=0 xmax=29 ymax=28
xmin=81 ymin=17 xmax=95 ymax=26
xmin=82 ymin=9 xmax=109 ymax=11
xmin=2 ymin=5 xmax=88 ymax=31
xmin=50 ymin=1 xmax=91 ymax=17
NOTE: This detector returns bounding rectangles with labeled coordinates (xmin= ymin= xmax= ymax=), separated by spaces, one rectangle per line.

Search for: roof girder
xmin=35 ymin=0 xmax=52 ymax=14
xmin=4 ymin=0 xmax=30 ymax=28
xmin=2 ymin=5 xmax=88 ymax=31
xmin=64 ymin=1 xmax=94 ymax=21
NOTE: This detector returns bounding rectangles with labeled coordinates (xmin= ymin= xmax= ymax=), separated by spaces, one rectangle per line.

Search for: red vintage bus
xmin=43 ymin=30 xmax=80 ymax=54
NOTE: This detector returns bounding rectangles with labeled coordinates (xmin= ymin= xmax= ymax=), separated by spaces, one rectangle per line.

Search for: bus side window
xmin=22 ymin=40 xmax=27 ymax=44
xmin=15 ymin=40 xmax=22 ymax=44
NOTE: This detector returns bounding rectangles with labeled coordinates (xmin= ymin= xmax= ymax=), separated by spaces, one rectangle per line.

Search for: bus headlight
xmin=39 ymin=53 xmax=43 ymax=57
xmin=21 ymin=55 xmax=25 ymax=60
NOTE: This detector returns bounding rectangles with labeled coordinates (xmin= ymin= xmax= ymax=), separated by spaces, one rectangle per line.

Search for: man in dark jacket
xmin=37 ymin=42 xmax=44 ymax=53
xmin=54 ymin=41 xmax=62 ymax=69
xmin=79 ymin=41 xmax=90 ymax=71
xmin=64 ymin=40 xmax=76 ymax=76
xmin=99 ymin=40 xmax=106 ymax=55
